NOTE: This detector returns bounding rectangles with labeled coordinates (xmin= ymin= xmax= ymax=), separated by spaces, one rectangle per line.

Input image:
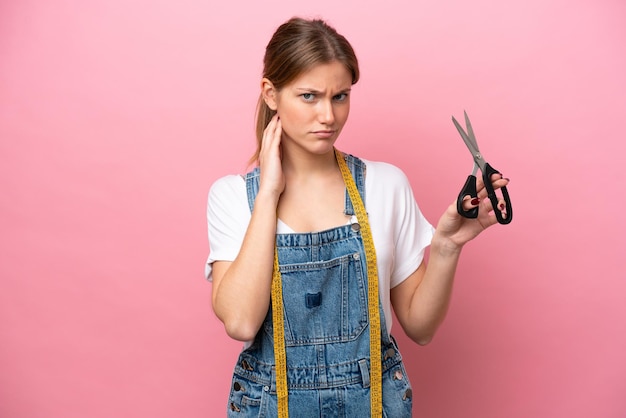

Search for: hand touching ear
xmin=258 ymin=114 xmax=285 ymax=198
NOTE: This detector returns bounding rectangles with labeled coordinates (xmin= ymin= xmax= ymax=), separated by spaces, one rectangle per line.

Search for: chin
xmin=310 ymin=139 xmax=339 ymax=154
xmin=285 ymin=135 xmax=339 ymax=154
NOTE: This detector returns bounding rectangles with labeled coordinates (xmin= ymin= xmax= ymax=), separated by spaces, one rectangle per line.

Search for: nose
xmin=318 ymin=100 xmax=335 ymax=126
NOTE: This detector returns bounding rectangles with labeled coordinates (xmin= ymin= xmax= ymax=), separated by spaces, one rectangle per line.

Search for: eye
xmin=333 ymin=93 xmax=348 ymax=102
xmin=301 ymin=93 xmax=315 ymax=102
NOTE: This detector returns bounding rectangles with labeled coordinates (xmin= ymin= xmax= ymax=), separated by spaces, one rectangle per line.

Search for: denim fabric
xmin=228 ymin=154 xmax=412 ymax=417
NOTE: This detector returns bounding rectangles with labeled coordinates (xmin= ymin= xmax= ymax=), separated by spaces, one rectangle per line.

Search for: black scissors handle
xmin=457 ymin=174 xmax=479 ymax=218
xmin=483 ymin=163 xmax=512 ymax=225
xmin=457 ymin=163 xmax=512 ymax=224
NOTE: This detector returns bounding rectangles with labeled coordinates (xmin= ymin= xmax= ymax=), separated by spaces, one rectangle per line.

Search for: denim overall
xmin=226 ymin=155 xmax=413 ymax=417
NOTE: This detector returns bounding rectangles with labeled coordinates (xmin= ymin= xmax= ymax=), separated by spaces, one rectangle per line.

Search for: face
xmin=264 ymin=61 xmax=353 ymax=156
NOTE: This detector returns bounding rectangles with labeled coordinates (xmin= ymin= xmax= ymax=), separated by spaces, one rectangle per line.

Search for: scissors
xmin=452 ymin=111 xmax=512 ymax=225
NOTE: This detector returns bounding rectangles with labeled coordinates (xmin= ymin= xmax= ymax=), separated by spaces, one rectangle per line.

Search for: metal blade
xmin=452 ymin=115 xmax=479 ymax=156
xmin=463 ymin=110 xmax=479 ymax=152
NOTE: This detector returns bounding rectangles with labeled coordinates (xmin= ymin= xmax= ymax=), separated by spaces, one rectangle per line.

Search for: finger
xmin=476 ymin=196 xmax=508 ymax=225
xmin=475 ymin=198 xmax=501 ymax=227
xmin=475 ymin=172 xmax=505 ymax=189
xmin=490 ymin=174 xmax=510 ymax=190
xmin=262 ymin=114 xmax=279 ymax=141
xmin=480 ymin=195 xmax=495 ymax=212
xmin=460 ymin=195 xmax=481 ymax=212
xmin=270 ymin=117 xmax=282 ymax=149
xmin=260 ymin=115 xmax=280 ymax=154
xmin=476 ymin=174 xmax=510 ymax=199
xmin=497 ymin=198 xmax=508 ymax=220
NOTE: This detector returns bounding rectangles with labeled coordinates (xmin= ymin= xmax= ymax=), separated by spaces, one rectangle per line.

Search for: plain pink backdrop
xmin=1 ymin=0 xmax=625 ymax=417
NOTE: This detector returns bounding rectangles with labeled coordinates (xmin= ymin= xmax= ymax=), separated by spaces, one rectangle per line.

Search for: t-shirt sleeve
xmin=389 ymin=169 xmax=435 ymax=288
xmin=204 ymin=175 xmax=250 ymax=281
xmin=365 ymin=160 xmax=435 ymax=289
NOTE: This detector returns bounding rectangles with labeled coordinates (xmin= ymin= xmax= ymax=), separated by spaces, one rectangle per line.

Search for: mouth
xmin=312 ymin=130 xmax=336 ymax=138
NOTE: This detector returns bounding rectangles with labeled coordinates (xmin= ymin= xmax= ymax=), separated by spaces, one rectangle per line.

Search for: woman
xmin=206 ymin=17 xmax=509 ymax=417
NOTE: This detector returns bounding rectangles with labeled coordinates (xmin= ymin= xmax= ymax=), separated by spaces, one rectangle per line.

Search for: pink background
xmin=1 ymin=0 xmax=625 ymax=417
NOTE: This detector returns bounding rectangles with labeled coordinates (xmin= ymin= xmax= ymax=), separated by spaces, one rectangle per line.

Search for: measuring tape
xmin=271 ymin=148 xmax=382 ymax=416
xmin=272 ymin=247 xmax=289 ymax=416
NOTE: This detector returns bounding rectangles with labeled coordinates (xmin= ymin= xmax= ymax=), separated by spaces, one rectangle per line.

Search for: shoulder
xmin=361 ymin=158 xmax=408 ymax=177
xmin=209 ymin=174 xmax=246 ymax=197
xmin=360 ymin=158 xmax=412 ymax=191
xmin=208 ymin=174 xmax=247 ymax=209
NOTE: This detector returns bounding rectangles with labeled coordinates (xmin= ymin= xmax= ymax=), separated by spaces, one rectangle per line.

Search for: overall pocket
xmin=265 ymin=251 xmax=369 ymax=346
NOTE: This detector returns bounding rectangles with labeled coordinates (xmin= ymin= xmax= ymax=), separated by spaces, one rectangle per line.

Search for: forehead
xmin=288 ymin=61 xmax=352 ymax=89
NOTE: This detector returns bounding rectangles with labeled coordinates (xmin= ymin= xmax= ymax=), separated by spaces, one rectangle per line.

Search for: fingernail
xmin=471 ymin=198 xmax=480 ymax=205
xmin=498 ymin=203 xmax=505 ymax=210
xmin=503 ymin=177 xmax=510 ymax=182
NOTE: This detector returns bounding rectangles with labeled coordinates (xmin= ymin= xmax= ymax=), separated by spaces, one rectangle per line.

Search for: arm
xmin=211 ymin=115 xmax=284 ymax=341
xmin=391 ymin=174 xmax=509 ymax=345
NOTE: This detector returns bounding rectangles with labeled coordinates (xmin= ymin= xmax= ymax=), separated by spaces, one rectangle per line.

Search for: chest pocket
xmin=264 ymin=250 xmax=369 ymax=346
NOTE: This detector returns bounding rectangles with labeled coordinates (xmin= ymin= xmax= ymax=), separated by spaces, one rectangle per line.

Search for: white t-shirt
xmin=205 ymin=158 xmax=435 ymax=334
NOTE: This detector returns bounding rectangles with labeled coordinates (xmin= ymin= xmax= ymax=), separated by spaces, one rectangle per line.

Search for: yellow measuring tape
xmin=271 ymin=148 xmax=382 ymax=417
xmin=271 ymin=247 xmax=289 ymax=416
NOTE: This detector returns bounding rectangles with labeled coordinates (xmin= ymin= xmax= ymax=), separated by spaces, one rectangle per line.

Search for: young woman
xmin=206 ymin=17 xmax=509 ymax=417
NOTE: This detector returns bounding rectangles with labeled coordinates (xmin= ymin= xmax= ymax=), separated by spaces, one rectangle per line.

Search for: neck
xmin=281 ymin=145 xmax=339 ymax=178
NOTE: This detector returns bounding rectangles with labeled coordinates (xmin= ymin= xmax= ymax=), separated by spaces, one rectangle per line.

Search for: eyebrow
xmin=294 ymin=87 xmax=352 ymax=94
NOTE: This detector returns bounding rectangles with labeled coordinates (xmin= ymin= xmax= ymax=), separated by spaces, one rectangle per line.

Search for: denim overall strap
xmin=342 ymin=153 xmax=366 ymax=217
xmin=244 ymin=167 xmax=261 ymax=214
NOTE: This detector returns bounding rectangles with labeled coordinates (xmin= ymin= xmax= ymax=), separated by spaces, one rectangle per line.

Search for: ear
xmin=261 ymin=78 xmax=278 ymax=111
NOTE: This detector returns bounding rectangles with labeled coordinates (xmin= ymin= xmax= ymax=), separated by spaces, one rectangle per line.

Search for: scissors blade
xmin=452 ymin=115 xmax=479 ymax=156
xmin=463 ymin=110 xmax=478 ymax=151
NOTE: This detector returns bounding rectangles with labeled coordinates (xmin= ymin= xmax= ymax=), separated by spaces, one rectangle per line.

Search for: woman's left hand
xmin=434 ymin=174 xmax=510 ymax=250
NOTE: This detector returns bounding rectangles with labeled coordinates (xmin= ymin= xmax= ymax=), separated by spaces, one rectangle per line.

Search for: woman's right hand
xmin=258 ymin=114 xmax=285 ymax=199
